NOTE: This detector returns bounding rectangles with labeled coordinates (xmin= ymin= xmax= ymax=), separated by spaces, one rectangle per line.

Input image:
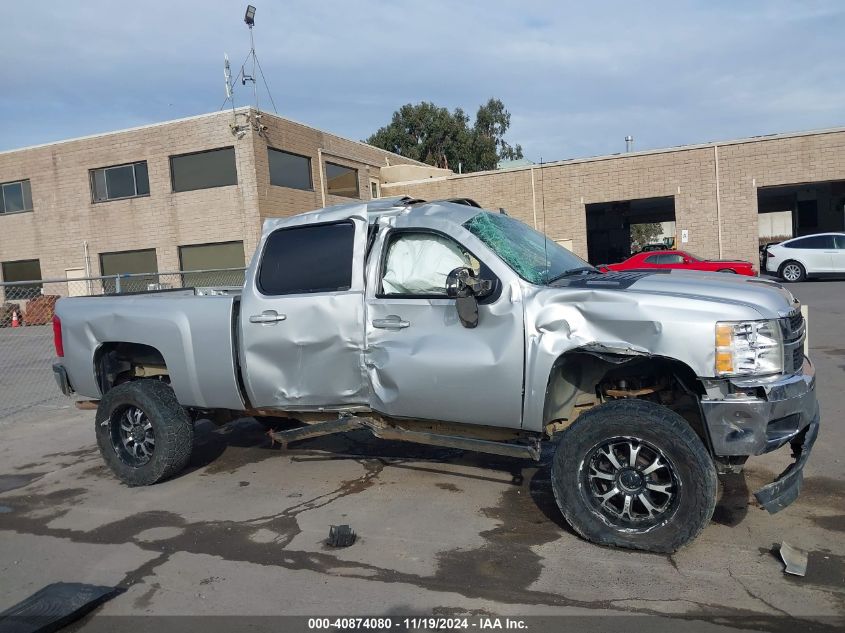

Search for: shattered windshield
xmin=463 ymin=212 xmax=593 ymax=285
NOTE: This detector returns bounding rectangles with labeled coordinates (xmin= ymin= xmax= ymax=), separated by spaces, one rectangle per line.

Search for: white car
xmin=765 ymin=232 xmax=845 ymax=282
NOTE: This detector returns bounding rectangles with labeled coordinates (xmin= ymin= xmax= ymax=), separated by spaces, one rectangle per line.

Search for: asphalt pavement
xmin=0 ymin=279 xmax=843 ymax=630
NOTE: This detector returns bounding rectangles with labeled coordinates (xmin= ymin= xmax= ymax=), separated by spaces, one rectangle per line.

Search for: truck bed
xmin=56 ymin=292 xmax=245 ymax=410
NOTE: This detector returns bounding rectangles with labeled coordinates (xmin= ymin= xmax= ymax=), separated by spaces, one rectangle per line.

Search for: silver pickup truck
xmin=52 ymin=196 xmax=819 ymax=553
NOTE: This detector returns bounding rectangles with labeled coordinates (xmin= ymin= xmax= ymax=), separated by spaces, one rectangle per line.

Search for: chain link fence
xmin=0 ymin=268 xmax=245 ymax=424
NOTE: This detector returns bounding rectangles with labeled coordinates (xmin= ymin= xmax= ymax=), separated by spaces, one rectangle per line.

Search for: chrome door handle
xmin=372 ymin=315 xmax=410 ymax=330
xmin=249 ymin=311 xmax=287 ymax=324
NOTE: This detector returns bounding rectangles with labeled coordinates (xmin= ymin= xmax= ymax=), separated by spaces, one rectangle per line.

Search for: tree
xmin=630 ymin=223 xmax=664 ymax=251
xmin=367 ymin=98 xmax=523 ymax=173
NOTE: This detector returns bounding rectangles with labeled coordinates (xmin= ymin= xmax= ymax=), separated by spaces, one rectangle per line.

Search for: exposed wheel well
xmin=543 ymin=351 xmax=709 ymax=447
xmin=95 ymin=342 xmax=169 ymax=395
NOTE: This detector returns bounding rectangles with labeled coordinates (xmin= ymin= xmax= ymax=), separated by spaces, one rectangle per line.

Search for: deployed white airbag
xmin=382 ymin=234 xmax=470 ymax=295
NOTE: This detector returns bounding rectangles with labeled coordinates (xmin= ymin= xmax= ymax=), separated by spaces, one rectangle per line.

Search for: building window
xmin=325 ymin=162 xmax=359 ymax=199
xmin=258 ymin=222 xmax=354 ymax=295
xmin=370 ymin=180 xmax=380 ymax=199
xmin=268 ymin=148 xmax=312 ymax=190
xmin=1 ymin=259 xmax=42 ymax=296
xmin=179 ymin=241 xmax=246 ymax=287
xmin=99 ymin=248 xmax=158 ymax=293
xmin=1 ymin=179 xmax=33 ymax=214
xmin=170 ymin=147 xmax=238 ymax=193
xmin=90 ymin=161 xmax=150 ymax=202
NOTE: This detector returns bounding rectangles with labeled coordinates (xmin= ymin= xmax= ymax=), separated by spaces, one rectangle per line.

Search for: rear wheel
xmin=718 ymin=268 xmax=737 ymax=273
xmin=779 ymin=261 xmax=806 ymax=283
xmin=551 ymin=399 xmax=717 ymax=553
xmin=95 ymin=380 xmax=193 ymax=486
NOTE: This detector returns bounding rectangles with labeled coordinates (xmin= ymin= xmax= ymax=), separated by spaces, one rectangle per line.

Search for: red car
xmin=600 ymin=250 xmax=756 ymax=276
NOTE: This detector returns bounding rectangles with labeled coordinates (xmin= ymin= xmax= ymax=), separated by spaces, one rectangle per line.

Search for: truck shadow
xmin=185 ymin=418 xmax=750 ymax=533
xmin=712 ymin=472 xmax=750 ymax=526
xmin=185 ymin=417 xmax=579 ymax=534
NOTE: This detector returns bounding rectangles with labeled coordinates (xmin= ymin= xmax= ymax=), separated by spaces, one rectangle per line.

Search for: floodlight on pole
xmin=244 ymin=5 xmax=256 ymax=27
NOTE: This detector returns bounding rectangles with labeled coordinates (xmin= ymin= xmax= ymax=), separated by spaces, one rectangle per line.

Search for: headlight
xmin=715 ymin=320 xmax=783 ymax=376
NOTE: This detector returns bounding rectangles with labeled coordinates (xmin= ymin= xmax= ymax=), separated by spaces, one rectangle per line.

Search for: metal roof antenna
xmin=222 ymin=52 xmax=248 ymax=139
xmin=240 ymin=5 xmax=279 ymax=116
xmin=224 ymin=54 xmax=234 ymax=113
xmin=242 ymin=5 xmax=259 ymax=112
xmin=222 ymin=6 xmax=278 ymax=138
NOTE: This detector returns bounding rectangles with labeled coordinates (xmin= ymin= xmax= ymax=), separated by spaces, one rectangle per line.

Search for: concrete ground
xmin=0 ymin=280 xmax=843 ymax=631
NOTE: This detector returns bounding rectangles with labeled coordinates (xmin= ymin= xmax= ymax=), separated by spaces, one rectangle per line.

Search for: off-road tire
xmin=779 ymin=261 xmax=806 ymax=283
xmin=551 ymin=399 xmax=717 ymax=553
xmin=95 ymin=380 xmax=193 ymax=486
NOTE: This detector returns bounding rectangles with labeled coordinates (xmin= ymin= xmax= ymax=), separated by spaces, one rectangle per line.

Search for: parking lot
xmin=0 ymin=280 xmax=843 ymax=630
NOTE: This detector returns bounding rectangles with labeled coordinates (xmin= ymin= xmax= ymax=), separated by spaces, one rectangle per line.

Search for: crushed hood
xmin=557 ymin=269 xmax=799 ymax=318
xmin=626 ymin=270 xmax=799 ymax=317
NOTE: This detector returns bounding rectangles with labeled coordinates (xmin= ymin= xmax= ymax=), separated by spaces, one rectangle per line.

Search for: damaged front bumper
xmin=700 ymin=356 xmax=819 ymax=513
xmin=753 ymin=418 xmax=818 ymax=513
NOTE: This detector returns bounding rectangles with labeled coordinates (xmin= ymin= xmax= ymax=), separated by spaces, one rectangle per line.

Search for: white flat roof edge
xmin=0 ymin=108 xmax=428 ymax=167
xmin=0 ymin=108 xmax=252 ymax=156
xmin=381 ymin=123 xmax=845 ymax=187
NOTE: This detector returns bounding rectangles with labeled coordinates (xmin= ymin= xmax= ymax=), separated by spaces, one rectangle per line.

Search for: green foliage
xmin=630 ymin=223 xmax=664 ymax=251
xmin=367 ymin=98 xmax=523 ymax=173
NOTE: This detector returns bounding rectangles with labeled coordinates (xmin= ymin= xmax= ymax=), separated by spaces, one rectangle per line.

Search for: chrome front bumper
xmin=700 ymin=357 xmax=819 ymax=513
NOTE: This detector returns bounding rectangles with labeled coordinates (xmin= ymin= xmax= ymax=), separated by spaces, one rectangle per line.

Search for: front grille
xmin=782 ymin=310 xmax=804 ymax=343
xmin=789 ymin=311 xmax=804 ymax=333
xmin=793 ymin=348 xmax=804 ymax=371
xmin=781 ymin=309 xmax=805 ymax=373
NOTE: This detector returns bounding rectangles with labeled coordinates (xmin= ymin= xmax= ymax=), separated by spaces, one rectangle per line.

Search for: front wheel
xmin=95 ymin=380 xmax=193 ymax=486
xmin=551 ymin=399 xmax=717 ymax=553
xmin=718 ymin=268 xmax=737 ymax=273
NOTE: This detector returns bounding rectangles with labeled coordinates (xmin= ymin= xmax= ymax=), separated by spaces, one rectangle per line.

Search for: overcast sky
xmin=1 ymin=1 xmax=843 ymax=161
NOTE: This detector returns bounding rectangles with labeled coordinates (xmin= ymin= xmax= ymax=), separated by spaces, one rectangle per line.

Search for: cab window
xmin=380 ymin=232 xmax=480 ymax=297
xmin=258 ymin=222 xmax=354 ymax=295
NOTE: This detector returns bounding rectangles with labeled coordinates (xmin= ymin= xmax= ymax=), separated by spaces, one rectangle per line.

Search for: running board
xmin=268 ymin=416 xmax=540 ymax=461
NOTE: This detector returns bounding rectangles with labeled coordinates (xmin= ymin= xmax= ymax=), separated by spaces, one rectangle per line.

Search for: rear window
xmin=258 ymin=222 xmax=354 ymax=295
xmin=785 ymin=235 xmax=834 ymax=249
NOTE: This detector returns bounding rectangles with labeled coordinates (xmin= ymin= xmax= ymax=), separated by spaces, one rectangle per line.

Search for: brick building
xmin=2 ymin=110 xmax=844 ymax=288
xmin=384 ymin=127 xmax=845 ymax=268
xmin=0 ymin=108 xmax=425 ymax=287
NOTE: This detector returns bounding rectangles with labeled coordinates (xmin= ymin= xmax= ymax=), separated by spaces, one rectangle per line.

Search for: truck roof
xmin=261 ymin=196 xmax=485 ymax=234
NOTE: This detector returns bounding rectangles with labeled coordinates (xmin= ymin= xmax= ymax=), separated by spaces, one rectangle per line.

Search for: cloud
xmin=1 ymin=0 xmax=843 ymax=161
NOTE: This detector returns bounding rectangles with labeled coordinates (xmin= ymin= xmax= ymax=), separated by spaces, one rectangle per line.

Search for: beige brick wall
xmin=0 ymin=110 xmax=259 ymax=282
xmin=253 ymin=113 xmax=423 ymax=228
xmin=384 ymin=129 xmax=845 ymax=268
xmin=0 ymin=108 xmax=424 ymax=285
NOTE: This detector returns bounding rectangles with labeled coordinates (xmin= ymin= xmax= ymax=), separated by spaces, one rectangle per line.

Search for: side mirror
xmin=446 ymin=267 xmax=493 ymax=329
